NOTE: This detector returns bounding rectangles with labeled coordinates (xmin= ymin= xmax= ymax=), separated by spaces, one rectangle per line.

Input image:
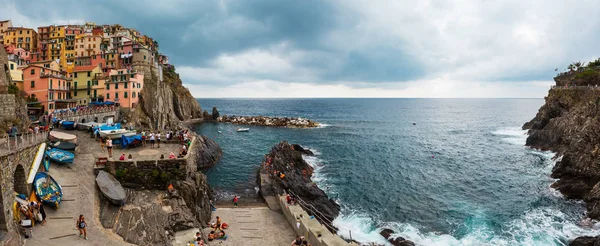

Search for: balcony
xmin=49 ymin=86 xmax=71 ymax=91
xmin=40 ymin=72 xmax=68 ymax=79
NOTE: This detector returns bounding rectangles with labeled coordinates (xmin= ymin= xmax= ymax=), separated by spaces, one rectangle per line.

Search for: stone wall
xmin=0 ymin=143 xmax=37 ymax=234
xmin=0 ymin=94 xmax=16 ymax=120
xmin=105 ymin=137 xmax=197 ymax=189
xmin=0 ymin=44 xmax=11 ymax=93
xmin=58 ymin=110 xmax=120 ymax=124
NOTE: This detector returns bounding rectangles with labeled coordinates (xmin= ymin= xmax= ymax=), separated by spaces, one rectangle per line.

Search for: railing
xmin=53 ymin=106 xmax=119 ymax=118
xmin=287 ymin=190 xmax=339 ymax=234
xmin=0 ymin=131 xmax=48 ymax=156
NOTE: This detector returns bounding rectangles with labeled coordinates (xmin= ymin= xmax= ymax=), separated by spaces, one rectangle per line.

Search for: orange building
xmin=22 ymin=65 xmax=75 ymax=112
xmin=104 ymin=69 xmax=143 ymax=108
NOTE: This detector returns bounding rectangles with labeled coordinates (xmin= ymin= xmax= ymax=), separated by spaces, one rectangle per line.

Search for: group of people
xmin=15 ymin=200 xmax=47 ymax=238
xmin=99 ymin=137 xmax=114 ymax=157
xmin=207 ymin=216 xmax=229 ymax=241
xmin=118 ymin=153 xmax=133 ymax=161
xmin=291 ymin=236 xmax=312 ymax=246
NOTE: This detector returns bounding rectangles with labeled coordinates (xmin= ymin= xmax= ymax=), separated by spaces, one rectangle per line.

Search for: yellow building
xmin=75 ymin=35 xmax=102 ymax=58
xmin=3 ymin=27 xmax=38 ymax=51
xmin=0 ymin=20 xmax=12 ymax=42
xmin=71 ymin=65 xmax=102 ymax=105
xmin=7 ymin=61 xmax=23 ymax=90
xmin=48 ymin=26 xmax=66 ymax=68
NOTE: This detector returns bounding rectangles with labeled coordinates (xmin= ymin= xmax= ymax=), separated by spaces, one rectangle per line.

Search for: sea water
xmin=194 ymin=98 xmax=600 ymax=246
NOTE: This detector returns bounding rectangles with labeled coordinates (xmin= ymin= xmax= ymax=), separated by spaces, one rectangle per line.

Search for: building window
xmin=49 ymin=79 xmax=53 ymax=89
xmin=137 ymin=83 xmax=140 ymax=88
xmin=74 ymin=73 xmax=77 ymax=78
xmin=124 ymin=82 xmax=128 ymax=88
xmin=87 ymin=90 xmax=90 ymax=96
xmin=30 ymin=69 xmax=35 ymax=75
xmin=87 ymin=71 xmax=91 ymax=77
xmin=10 ymin=63 xmax=14 ymax=70
xmin=49 ymin=104 xmax=53 ymax=109
xmin=115 ymin=83 xmax=118 ymax=89
xmin=131 ymin=74 xmax=134 ymax=78
xmin=30 ymin=81 xmax=35 ymax=88
xmin=106 ymin=84 xmax=109 ymax=90
xmin=132 ymin=92 xmax=136 ymax=98
xmin=124 ymin=92 xmax=128 ymax=98
xmin=106 ymin=93 xmax=110 ymax=99
xmin=115 ymin=92 xmax=118 ymax=99
xmin=74 ymin=81 xmax=78 ymax=89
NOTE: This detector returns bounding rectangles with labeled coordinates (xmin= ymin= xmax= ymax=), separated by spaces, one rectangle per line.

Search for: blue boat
xmin=33 ymin=172 xmax=62 ymax=208
xmin=45 ymin=147 xmax=75 ymax=164
xmin=61 ymin=121 xmax=76 ymax=130
xmin=43 ymin=155 xmax=50 ymax=171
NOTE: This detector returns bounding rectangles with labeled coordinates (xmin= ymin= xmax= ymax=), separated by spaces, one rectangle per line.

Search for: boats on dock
xmin=45 ymin=147 xmax=75 ymax=164
xmin=33 ymin=172 xmax=63 ymax=209
xmin=96 ymin=171 xmax=127 ymax=206
xmin=99 ymin=129 xmax=137 ymax=139
xmin=236 ymin=128 xmax=250 ymax=132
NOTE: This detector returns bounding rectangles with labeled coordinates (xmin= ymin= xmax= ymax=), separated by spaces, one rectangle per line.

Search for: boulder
xmin=211 ymin=107 xmax=220 ymax=120
xmin=380 ymin=229 xmax=415 ymax=246
xmin=570 ymin=236 xmax=600 ymax=246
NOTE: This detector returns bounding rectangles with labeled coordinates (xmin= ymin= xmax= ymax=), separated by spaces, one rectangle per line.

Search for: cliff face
xmin=0 ymin=47 xmax=30 ymax=133
xmin=259 ymin=141 xmax=341 ymax=225
xmin=125 ymin=65 xmax=203 ymax=130
xmin=524 ymin=74 xmax=600 ymax=219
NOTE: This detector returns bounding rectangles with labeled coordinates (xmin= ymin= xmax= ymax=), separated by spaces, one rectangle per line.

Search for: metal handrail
xmin=0 ymin=131 xmax=48 ymax=156
xmin=287 ymin=189 xmax=338 ymax=233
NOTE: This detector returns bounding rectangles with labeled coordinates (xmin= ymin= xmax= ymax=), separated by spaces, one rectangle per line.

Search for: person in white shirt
xmin=149 ymin=133 xmax=156 ymax=148
xmin=157 ymin=132 xmax=161 ymax=148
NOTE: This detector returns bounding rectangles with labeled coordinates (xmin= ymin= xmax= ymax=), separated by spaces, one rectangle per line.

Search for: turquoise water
xmin=194 ymin=98 xmax=600 ymax=245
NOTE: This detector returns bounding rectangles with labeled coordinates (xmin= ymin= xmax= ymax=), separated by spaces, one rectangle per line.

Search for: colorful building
xmin=75 ymin=35 xmax=102 ymax=57
xmin=105 ymin=69 xmax=143 ymax=108
xmin=3 ymin=27 xmax=38 ymax=51
xmin=22 ymin=65 xmax=75 ymax=112
xmin=65 ymin=26 xmax=84 ymax=66
xmin=7 ymin=60 xmax=23 ymax=90
xmin=71 ymin=65 xmax=102 ymax=105
xmin=0 ymin=20 xmax=13 ymax=42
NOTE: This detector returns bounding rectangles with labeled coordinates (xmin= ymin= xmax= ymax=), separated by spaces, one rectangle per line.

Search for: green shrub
xmin=575 ymin=69 xmax=599 ymax=80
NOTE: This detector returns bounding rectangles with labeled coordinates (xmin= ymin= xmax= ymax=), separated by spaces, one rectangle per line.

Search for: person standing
xmin=76 ymin=214 xmax=87 ymax=240
xmin=106 ymin=138 xmax=113 ymax=157
xmin=149 ymin=132 xmax=155 ymax=148
xmin=141 ymin=131 xmax=146 ymax=147
xmin=157 ymin=132 xmax=161 ymax=148
xmin=100 ymin=137 xmax=105 ymax=152
xmin=233 ymin=195 xmax=239 ymax=208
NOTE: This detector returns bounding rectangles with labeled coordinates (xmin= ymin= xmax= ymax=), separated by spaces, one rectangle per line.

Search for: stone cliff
xmin=124 ymin=65 xmax=203 ymax=130
xmin=0 ymin=46 xmax=29 ymax=133
xmin=524 ymin=70 xmax=600 ymax=245
xmin=259 ymin=141 xmax=340 ymax=226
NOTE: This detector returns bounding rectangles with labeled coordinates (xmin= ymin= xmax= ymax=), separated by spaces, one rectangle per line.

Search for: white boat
xmin=27 ymin=143 xmax=46 ymax=184
xmin=99 ymin=129 xmax=137 ymax=139
xmin=236 ymin=128 xmax=250 ymax=132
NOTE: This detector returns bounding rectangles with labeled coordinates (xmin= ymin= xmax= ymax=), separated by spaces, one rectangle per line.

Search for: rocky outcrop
xmin=0 ymin=46 xmax=10 ymax=94
xmin=380 ymin=229 xmax=415 ymax=246
xmin=174 ymin=172 xmax=213 ymax=226
xmin=524 ymin=71 xmax=600 ymax=244
xmin=125 ymin=66 xmax=203 ymax=130
xmin=570 ymin=236 xmax=600 ymax=246
xmin=0 ymin=47 xmax=29 ymax=134
xmin=193 ymin=135 xmax=222 ymax=169
xmin=218 ymin=115 xmax=319 ymax=128
xmin=258 ymin=141 xmax=340 ymax=226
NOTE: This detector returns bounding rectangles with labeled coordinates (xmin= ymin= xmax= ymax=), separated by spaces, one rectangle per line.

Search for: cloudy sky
xmin=3 ymin=0 xmax=600 ymax=98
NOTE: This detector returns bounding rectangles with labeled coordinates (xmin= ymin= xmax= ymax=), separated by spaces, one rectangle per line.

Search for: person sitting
xmin=160 ymin=154 xmax=165 ymax=159
xmin=207 ymin=231 xmax=215 ymax=241
xmin=216 ymin=231 xmax=227 ymax=240
xmin=286 ymin=194 xmax=292 ymax=204
xmin=169 ymin=152 xmax=176 ymax=159
xmin=119 ymin=153 xmax=126 ymax=161
xmin=127 ymin=154 xmax=133 ymax=161
xmin=194 ymin=237 xmax=204 ymax=246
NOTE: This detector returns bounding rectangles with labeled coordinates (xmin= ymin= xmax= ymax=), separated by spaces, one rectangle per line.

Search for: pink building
xmin=104 ymin=69 xmax=143 ymax=108
xmin=22 ymin=65 xmax=75 ymax=113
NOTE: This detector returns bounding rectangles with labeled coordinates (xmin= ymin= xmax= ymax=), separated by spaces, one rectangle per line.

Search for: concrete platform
xmin=200 ymin=207 xmax=296 ymax=246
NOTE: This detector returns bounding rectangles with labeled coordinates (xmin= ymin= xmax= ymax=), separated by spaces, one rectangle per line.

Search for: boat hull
xmin=96 ymin=171 xmax=127 ymax=206
xmin=45 ymin=147 xmax=75 ymax=164
xmin=99 ymin=130 xmax=136 ymax=139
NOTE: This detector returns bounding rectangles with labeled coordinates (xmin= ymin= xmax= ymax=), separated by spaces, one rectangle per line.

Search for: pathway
xmin=196 ymin=207 xmax=296 ymax=246
xmin=25 ymin=130 xmax=131 ymax=246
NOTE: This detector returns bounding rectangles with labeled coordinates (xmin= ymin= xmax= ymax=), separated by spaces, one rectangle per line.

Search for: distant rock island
xmin=524 ymin=60 xmax=600 ymax=245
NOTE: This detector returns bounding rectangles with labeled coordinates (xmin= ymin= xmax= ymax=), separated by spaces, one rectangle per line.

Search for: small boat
xmin=43 ymin=156 xmax=50 ymax=171
xmin=99 ymin=129 xmax=136 ymax=139
xmin=49 ymin=141 xmax=77 ymax=151
xmin=120 ymin=134 xmax=143 ymax=148
xmin=61 ymin=121 xmax=76 ymax=130
xmin=49 ymin=130 xmax=77 ymax=144
xmin=33 ymin=172 xmax=62 ymax=209
xmin=27 ymin=143 xmax=46 ymax=184
xmin=218 ymin=131 xmax=222 ymax=134
xmin=96 ymin=171 xmax=127 ymax=206
xmin=45 ymin=147 xmax=75 ymax=164
xmin=236 ymin=128 xmax=250 ymax=132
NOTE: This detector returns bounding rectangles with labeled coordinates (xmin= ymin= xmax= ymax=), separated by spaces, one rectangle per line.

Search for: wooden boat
xmin=99 ymin=129 xmax=136 ymax=139
xmin=43 ymin=156 xmax=50 ymax=171
xmin=49 ymin=131 xmax=77 ymax=144
xmin=33 ymin=172 xmax=62 ymax=209
xmin=236 ymin=128 xmax=250 ymax=132
xmin=61 ymin=121 xmax=76 ymax=130
xmin=96 ymin=171 xmax=127 ymax=206
xmin=49 ymin=141 xmax=77 ymax=151
xmin=27 ymin=143 xmax=46 ymax=184
xmin=45 ymin=147 xmax=74 ymax=164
